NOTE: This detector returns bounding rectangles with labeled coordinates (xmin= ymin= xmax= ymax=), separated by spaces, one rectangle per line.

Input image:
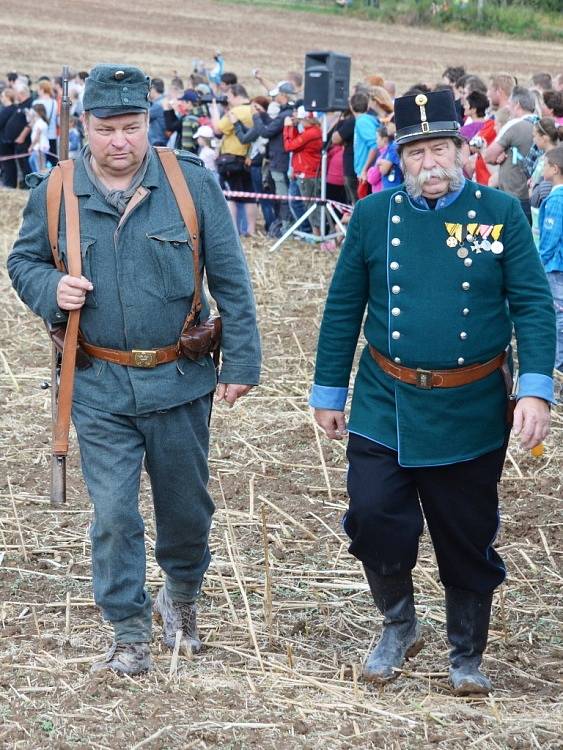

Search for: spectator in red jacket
xmin=283 ymin=107 xmax=322 ymax=232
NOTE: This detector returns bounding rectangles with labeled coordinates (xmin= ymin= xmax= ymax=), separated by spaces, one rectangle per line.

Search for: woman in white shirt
xmin=36 ymin=79 xmax=58 ymax=161
xmin=28 ymin=103 xmax=50 ymax=173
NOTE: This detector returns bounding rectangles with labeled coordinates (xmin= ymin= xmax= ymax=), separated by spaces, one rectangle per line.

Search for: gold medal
xmin=447 ymin=236 xmax=458 ymax=248
xmin=491 ymin=240 xmax=504 ymax=254
xmin=457 ymin=247 xmax=469 ymax=259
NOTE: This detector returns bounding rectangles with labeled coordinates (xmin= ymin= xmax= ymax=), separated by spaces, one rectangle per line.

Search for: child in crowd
xmin=68 ymin=116 xmax=82 ymax=159
xmin=539 ymin=145 xmax=563 ymax=373
xmin=194 ymin=124 xmax=217 ymax=174
xmin=374 ymin=125 xmax=403 ymax=190
xmin=28 ymin=103 xmax=50 ymax=173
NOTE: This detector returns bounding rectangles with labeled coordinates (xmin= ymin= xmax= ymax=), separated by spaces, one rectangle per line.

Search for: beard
xmin=401 ymin=148 xmax=464 ymax=199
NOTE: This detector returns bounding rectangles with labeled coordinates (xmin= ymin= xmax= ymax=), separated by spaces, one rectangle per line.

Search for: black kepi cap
xmin=394 ymin=89 xmax=460 ymax=146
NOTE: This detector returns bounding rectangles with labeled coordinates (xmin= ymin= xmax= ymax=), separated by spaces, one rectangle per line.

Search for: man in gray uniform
xmin=8 ymin=64 xmax=261 ymax=675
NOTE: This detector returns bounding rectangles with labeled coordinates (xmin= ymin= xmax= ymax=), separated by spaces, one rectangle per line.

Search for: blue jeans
xmin=72 ymin=396 xmax=214 ymax=642
xmin=547 ymin=271 xmax=563 ymax=372
xmin=250 ymin=164 xmax=275 ymax=230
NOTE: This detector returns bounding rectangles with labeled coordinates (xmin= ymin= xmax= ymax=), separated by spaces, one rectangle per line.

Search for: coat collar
xmin=73 ymin=146 xmax=161 ymax=214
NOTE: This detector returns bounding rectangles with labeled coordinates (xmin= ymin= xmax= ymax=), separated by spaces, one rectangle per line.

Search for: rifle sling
xmin=50 ymin=161 xmax=82 ymax=456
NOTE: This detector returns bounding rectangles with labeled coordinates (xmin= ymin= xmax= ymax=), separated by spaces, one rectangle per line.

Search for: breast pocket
xmin=146 ymin=223 xmax=195 ymax=302
xmin=57 ymin=234 xmax=98 ymax=308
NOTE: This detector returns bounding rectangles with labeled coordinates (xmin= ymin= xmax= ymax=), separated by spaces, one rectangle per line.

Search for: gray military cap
xmin=83 ymin=64 xmax=151 ymax=118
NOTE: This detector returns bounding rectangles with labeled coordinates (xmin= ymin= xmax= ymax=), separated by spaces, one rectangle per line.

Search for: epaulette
xmin=25 ymin=171 xmax=50 ymax=189
xmin=173 ymin=149 xmax=204 ymax=168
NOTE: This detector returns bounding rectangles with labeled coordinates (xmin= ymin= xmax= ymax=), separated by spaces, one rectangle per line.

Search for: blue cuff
xmin=309 ymin=384 xmax=348 ymax=411
xmin=517 ymin=373 xmax=555 ymax=404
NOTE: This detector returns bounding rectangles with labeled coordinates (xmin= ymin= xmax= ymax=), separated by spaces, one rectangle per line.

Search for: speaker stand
xmin=270 ymin=114 xmax=347 ymax=252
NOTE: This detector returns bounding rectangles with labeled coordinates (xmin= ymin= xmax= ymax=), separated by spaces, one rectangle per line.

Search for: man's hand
xmin=57 ymin=274 xmax=93 ymax=310
xmin=314 ymin=408 xmax=348 ymax=440
xmin=512 ymin=396 xmax=551 ymax=450
xmin=215 ymin=383 xmax=253 ymax=406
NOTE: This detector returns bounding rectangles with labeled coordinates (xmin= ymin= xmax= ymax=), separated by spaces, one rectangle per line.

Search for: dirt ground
xmin=1 ymin=2 xmax=562 ymax=748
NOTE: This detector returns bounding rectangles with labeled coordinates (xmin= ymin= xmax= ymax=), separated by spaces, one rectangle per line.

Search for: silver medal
xmin=480 ymin=239 xmax=492 ymax=252
xmin=447 ymin=236 xmax=458 ymax=248
xmin=457 ymin=247 xmax=469 ymax=259
xmin=490 ymin=240 xmax=504 ymax=255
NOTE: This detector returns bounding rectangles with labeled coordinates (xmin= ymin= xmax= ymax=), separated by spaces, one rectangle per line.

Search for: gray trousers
xmin=271 ymin=169 xmax=290 ymax=222
xmin=72 ymin=395 xmax=214 ymax=642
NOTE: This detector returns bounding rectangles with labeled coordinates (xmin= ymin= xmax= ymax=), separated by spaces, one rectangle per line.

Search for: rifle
xmin=49 ymin=65 xmax=71 ymax=506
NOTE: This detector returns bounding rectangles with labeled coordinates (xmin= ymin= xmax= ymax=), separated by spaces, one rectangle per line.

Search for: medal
xmin=466 ymin=234 xmax=474 ymax=243
xmin=480 ymin=239 xmax=491 ymax=252
xmin=490 ymin=224 xmax=504 ymax=254
xmin=445 ymin=222 xmax=462 ymax=249
xmin=457 ymin=247 xmax=469 ymax=259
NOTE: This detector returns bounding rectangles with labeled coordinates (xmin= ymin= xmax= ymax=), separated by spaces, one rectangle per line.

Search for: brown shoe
xmin=153 ymin=586 xmax=203 ymax=654
xmin=90 ymin=641 xmax=151 ymax=675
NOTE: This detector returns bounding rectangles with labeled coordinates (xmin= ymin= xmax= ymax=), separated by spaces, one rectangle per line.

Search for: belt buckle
xmin=132 ymin=349 xmax=157 ymax=368
xmin=416 ymin=368 xmax=433 ymax=389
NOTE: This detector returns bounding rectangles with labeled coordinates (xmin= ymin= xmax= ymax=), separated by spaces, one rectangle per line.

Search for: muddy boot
xmin=446 ymin=586 xmax=493 ymax=696
xmin=362 ymin=567 xmax=424 ymax=684
xmin=91 ymin=642 xmax=151 ymax=675
xmin=153 ymin=586 xmax=202 ymax=654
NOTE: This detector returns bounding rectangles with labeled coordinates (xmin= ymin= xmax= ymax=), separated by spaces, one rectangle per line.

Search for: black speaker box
xmin=304 ymin=51 xmax=351 ymax=112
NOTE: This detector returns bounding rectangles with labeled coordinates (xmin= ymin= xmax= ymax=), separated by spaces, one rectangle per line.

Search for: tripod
xmin=270 ymin=113 xmax=348 ymax=252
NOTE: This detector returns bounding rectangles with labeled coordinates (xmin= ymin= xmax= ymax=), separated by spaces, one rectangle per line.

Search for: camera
xmin=199 ymin=93 xmax=228 ymax=106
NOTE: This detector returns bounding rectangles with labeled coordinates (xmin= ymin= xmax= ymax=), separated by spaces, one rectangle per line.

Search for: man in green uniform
xmin=8 ymin=65 xmax=261 ymax=675
xmin=310 ymin=90 xmax=555 ymax=695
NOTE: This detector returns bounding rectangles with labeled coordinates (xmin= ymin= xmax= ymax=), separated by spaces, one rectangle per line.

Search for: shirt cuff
xmin=309 ymin=384 xmax=348 ymax=411
xmin=517 ymin=373 xmax=555 ymax=404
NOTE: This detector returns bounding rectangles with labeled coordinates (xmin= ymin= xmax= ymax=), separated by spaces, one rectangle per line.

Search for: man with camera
xmin=8 ymin=64 xmax=261 ymax=675
xmin=251 ymin=81 xmax=297 ymax=228
xmin=210 ymin=83 xmax=257 ymax=236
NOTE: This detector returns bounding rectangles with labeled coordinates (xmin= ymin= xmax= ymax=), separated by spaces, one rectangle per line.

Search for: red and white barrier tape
xmin=222 ymin=190 xmax=352 ymax=213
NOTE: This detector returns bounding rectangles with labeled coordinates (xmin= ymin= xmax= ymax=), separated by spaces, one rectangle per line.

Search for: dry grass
xmin=0 ymin=186 xmax=562 ymax=749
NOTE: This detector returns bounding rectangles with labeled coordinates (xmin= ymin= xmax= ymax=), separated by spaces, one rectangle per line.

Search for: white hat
xmin=194 ymin=124 xmax=214 ymax=139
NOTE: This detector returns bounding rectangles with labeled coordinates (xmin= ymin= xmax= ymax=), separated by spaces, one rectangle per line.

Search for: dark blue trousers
xmin=344 ymin=434 xmax=507 ymax=594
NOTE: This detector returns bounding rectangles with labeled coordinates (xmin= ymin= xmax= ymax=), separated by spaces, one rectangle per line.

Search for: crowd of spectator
xmin=1 ymin=60 xmax=561 ymax=368
xmin=1 ymin=63 xmax=562 ymax=238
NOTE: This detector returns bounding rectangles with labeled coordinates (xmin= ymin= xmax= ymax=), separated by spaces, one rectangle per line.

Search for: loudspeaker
xmin=304 ymin=51 xmax=351 ymax=112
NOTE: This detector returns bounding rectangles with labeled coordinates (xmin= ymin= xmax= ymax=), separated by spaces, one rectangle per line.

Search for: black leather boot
xmin=362 ymin=567 xmax=424 ymax=683
xmin=446 ymin=586 xmax=493 ymax=696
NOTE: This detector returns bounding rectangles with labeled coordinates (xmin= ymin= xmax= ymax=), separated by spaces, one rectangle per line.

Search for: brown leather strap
xmin=369 ymin=345 xmax=506 ymax=389
xmin=53 ymin=161 xmax=81 ymax=456
xmin=80 ymin=340 xmax=179 ymax=368
xmin=46 ymin=166 xmax=65 ymax=272
xmin=154 ymin=148 xmax=201 ymax=331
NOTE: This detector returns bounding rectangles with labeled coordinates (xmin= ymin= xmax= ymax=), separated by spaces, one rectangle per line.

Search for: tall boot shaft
xmin=362 ymin=566 xmax=423 ymax=683
xmin=446 ymin=586 xmax=494 ymax=695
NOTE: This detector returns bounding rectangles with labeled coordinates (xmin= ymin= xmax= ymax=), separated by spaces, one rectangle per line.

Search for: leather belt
xmin=81 ymin=341 xmax=179 ymax=368
xmin=369 ymin=345 xmax=506 ymax=389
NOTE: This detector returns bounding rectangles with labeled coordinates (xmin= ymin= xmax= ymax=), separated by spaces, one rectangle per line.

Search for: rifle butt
xmin=51 ymin=455 xmax=66 ymax=505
